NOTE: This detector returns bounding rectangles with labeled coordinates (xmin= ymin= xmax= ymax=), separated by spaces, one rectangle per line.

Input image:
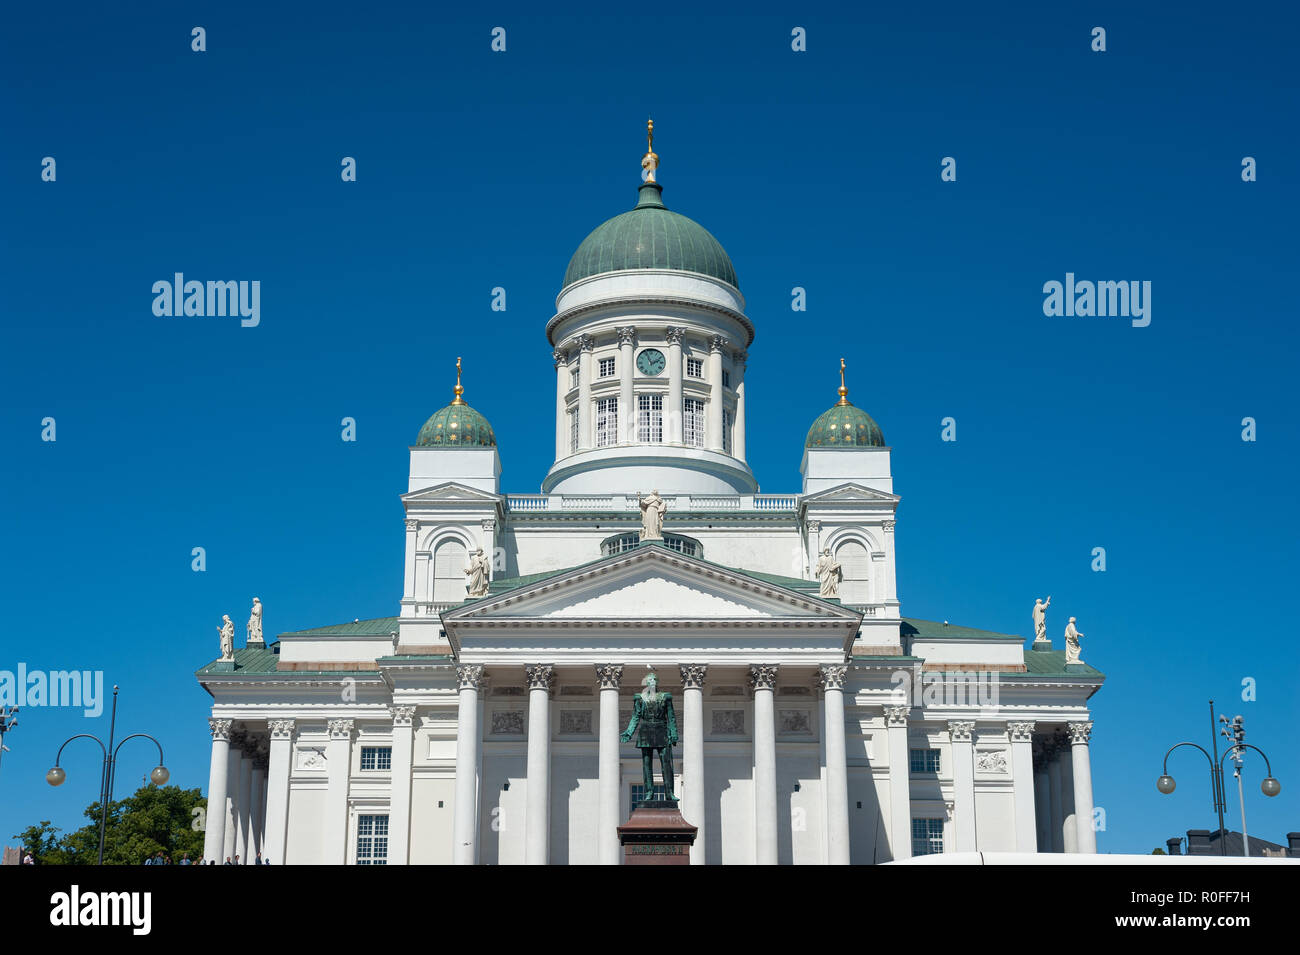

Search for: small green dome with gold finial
xmin=416 ymin=358 xmax=497 ymax=448
xmin=805 ymin=359 xmax=885 ymax=449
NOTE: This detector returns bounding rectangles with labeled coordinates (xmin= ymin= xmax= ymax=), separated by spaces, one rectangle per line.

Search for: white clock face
xmin=637 ymin=349 xmax=667 ymax=376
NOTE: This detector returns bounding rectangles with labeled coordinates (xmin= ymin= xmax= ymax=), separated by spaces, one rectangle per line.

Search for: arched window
xmin=432 ymin=539 xmax=468 ymax=603
xmin=601 ymin=533 xmax=701 ymax=558
xmin=835 ymin=540 xmax=872 ymax=605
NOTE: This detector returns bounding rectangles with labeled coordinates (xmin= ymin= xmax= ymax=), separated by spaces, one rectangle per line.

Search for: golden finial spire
xmin=641 ymin=117 xmax=659 ymax=183
xmin=451 ymin=356 xmax=466 ymax=405
xmin=837 ymin=358 xmax=850 ymax=405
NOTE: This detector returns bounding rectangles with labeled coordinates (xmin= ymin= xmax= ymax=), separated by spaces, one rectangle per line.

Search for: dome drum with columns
xmin=195 ymin=122 xmax=1104 ymax=866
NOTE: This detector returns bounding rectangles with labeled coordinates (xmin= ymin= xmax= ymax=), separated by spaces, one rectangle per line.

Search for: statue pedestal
xmin=617 ymin=802 xmax=697 ymax=865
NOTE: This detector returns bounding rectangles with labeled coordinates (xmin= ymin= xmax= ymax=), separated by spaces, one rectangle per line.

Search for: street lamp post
xmin=0 ymin=706 xmax=18 ymax=779
xmin=45 ymin=686 xmax=169 ymax=865
xmin=1156 ymin=700 xmax=1280 ymax=857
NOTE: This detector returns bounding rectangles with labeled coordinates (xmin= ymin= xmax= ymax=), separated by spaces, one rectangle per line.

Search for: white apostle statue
xmin=815 ymin=548 xmax=842 ymax=599
xmin=247 ymin=597 xmax=264 ymax=646
xmin=465 ymin=548 xmax=490 ymax=597
xmin=218 ymin=614 xmax=235 ymax=662
xmin=1032 ymin=596 xmax=1051 ymax=643
xmin=1064 ymin=617 xmax=1085 ymax=665
xmin=638 ymin=489 xmax=667 ymax=541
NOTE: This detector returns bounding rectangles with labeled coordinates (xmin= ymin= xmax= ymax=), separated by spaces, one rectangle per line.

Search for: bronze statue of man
xmin=621 ymin=670 xmax=678 ymax=804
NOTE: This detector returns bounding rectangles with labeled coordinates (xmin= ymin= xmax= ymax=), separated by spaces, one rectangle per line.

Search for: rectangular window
xmin=595 ymin=397 xmax=618 ymax=447
xmin=909 ymin=748 xmax=941 ymax=774
xmin=360 ymin=746 xmax=392 ymax=771
xmin=637 ymin=394 xmax=663 ymax=443
xmin=686 ymin=357 xmax=703 ymax=378
xmin=683 ymin=398 xmax=705 ymax=448
xmin=630 ymin=784 xmax=669 ymax=805
xmin=911 ymin=818 xmax=944 ymax=857
xmin=356 ymin=814 xmax=389 ymax=864
xmin=598 ymin=357 xmax=616 ymax=378
xmin=722 ymin=408 xmax=732 ymax=454
xmin=722 ymin=369 xmax=731 ymax=388
xmin=568 ymin=408 xmax=578 ymax=454
xmin=570 ymin=368 xmax=579 ymax=389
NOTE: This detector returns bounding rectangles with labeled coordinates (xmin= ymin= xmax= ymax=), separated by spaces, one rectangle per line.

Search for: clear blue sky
xmin=2 ymin=1 xmax=1296 ymax=855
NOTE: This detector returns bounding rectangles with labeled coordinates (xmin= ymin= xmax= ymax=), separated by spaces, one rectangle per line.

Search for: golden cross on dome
xmin=452 ymin=356 xmax=466 ymax=405
xmin=837 ymin=358 xmax=850 ymax=405
xmin=641 ymin=117 xmax=659 ymax=183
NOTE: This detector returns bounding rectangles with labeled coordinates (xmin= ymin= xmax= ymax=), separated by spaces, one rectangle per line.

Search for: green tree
xmin=14 ymin=785 xmax=207 ymax=865
xmin=13 ymin=820 xmax=71 ymax=865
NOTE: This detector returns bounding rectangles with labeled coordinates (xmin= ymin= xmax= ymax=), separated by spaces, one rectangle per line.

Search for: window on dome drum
xmin=360 ymin=747 xmax=392 ymax=771
xmin=683 ymin=398 xmax=705 ymax=448
xmin=835 ymin=541 xmax=871 ymax=605
xmin=911 ymin=818 xmax=944 ymax=857
xmin=602 ymin=533 xmax=701 ymax=558
xmin=356 ymin=814 xmax=389 ymax=865
xmin=637 ymin=394 xmax=663 ymax=443
xmin=568 ymin=408 xmax=578 ymax=454
xmin=432 ymin=539 xmax=468 ymax=603
xmin=570 ymin=368 xmax=578 ymax=390
xmin=722 ymin=408 xmax=732 ymax=454
xmin=686 ymin=357 xmax=703 ymax=378
xmin=723 ymin=370 xmax=731 ymax=388
xmin=595 ymin=397 xmax=618 ymax=447
xmin=598 ymin=357 xmax=616 ymax=378
xmin=909 ymin=748 xmax=941 ymax=774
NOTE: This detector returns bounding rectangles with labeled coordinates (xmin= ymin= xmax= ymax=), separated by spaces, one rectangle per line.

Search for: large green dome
xmin=806 ymin=402 xmax=885 ymax=448
xmin=563 ymin=182 xmax=738 ymax=290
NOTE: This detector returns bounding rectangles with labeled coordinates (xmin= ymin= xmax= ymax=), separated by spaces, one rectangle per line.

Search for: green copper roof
xmin=563 ymin=182 xmax=738 ymax=290
xmin=416 ymin=401 xmax=496 ymax=448
xmin=806 ymin=401 xmax=885 ymax=449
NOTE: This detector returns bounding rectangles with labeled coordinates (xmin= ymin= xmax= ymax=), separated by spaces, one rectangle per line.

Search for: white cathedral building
xmin=197 ymin=133 xmax=1104 ymax=865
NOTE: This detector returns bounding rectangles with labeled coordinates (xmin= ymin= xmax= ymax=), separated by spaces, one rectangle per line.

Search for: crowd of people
xmin=143 ymin=851 xmax=273 ymax=864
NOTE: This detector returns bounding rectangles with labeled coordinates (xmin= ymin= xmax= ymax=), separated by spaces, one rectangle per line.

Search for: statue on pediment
xmin=1032 ymin=596 xmax=1051 ymax=643
xmin=247 ymin=597 xmax=264 ymax=646
xmin=217 ymin=615 xmax=235 ymax=661
xmin=465 ymin=548 xmax=490 ymax=597
xmin=815 ymin=548 xmax=842 ymax=598
xmin=1064 ymin=617 xmax=1085 ymax=665
xmin=638 ymin=489 xmax=666 ymax=541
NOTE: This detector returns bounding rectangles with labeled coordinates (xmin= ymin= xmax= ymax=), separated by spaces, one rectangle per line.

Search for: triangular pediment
xmin=801 ymin=482 xmax=899 ymax=505
xmin=446 ymin=545 xmax=860 ymax=624
xmin=402 ymin=481 xmax=503 ymax=504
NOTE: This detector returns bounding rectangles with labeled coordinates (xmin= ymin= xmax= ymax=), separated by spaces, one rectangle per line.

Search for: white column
xmin=576 ymin=335 xmax=593 ymax=450
xmin=1033 ymin=742 xmax=1051 ymax=854
xmin=388 ymin=704 xmax=416 ymax=865
xmin=248 ymin=760 xmax=266 ymax=861
xmin=750 ymin=664 xmax=779 ymax=865
xmin=596 ymin=664 xmax=625 ymax=865
xmin=882 ymin=521 xmax=897 ymax=608
xmin=263 ymin=719 xmax=294 ymax=865
xmin=732 ymin=348 xmax=747 ymax=461
xmin=324 ymin=719 xmax=354 ymax=865
xmin=948 ymin=721 xmax=976 ymax=852
xmin=1060 ymin=741 xmax=1078 ymax=853
xmin=202 ymin=719 xmax=232 ymax=863
xmin=223 ymin=742 xmax=241 ymax=862
xmin=707 ymin=336 xmax=727 ymax=452
xmin=474 ymin=689 xmax=486 ymax=864
xmin=553 ymin=347 xmax=568 ymax=460
xmin=679 ymin=664 xmax=708 ymax=865
xmin=666 ymin=327 xmax=685 ymax=444
xmin=1047 ymin=745 xmax=1065 ymax=853
xmin=618 ymin=328 xmax=636 ymax=444
xmin=452 ymin=665 xmax=484 ymax=865
xmin=1069 ymin=721 xmax=1097 ymax=853
xmin=819 ymin=665 xmax=851 ymax=864
xmin=524 ymin=664 xmax=555 ymax=865
xmin=884 ymin=705 xmax=911 ymax=860
xmin=403 ymin=520 xmax=418 ymax=610
xmin=1008 ymin=721 xmax=1037 ymax=852
xmin=236 ymin=751 xmax=253 ymax=863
